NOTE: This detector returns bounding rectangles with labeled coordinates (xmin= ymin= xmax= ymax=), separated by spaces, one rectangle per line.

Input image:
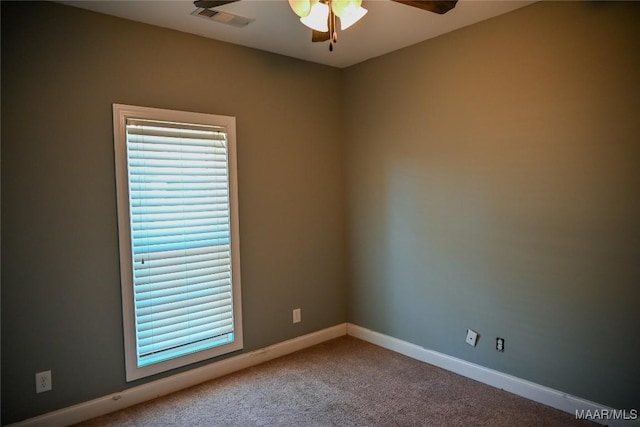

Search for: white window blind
xmin=113 ymin=105 xmax=242 ymax=381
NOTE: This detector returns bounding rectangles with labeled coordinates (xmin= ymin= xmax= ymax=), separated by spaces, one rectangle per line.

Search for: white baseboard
xmin=346 ymin=323 xmax=638 ymax=427
xmin=14 ymin=322 xmax=636 ymax=427
xmin=13 ymin=323 xmax=347 ymax=427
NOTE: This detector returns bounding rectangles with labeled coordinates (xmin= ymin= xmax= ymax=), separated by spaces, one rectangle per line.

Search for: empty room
xmin=1 ymin=0 xmax=638 ymax=425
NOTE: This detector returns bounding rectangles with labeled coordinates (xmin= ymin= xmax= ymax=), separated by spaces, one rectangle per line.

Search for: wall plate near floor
xmin=36 ymin=370 xmax=52 ymax=393
xmin=465 ymin=329 xmax=479 ymax=347
xmin=497 ymin=337 xmax=505 ymax=352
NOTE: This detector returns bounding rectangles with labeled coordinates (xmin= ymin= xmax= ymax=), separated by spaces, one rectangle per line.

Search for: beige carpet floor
xmin=76 ymin=336 xmax=597 ymax=426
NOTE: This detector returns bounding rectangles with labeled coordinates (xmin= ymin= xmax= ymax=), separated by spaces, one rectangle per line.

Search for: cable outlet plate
xmin=36 ymin=370 xmax=52 ymax=393
xmin=293 ymin=308 xmax=301 ymax=324
xmin=465 ymin=329 xmax=478 ymax=347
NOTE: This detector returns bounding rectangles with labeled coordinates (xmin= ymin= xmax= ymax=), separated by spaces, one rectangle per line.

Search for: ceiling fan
xmin=193 ymin=0 xmax=457 ymax=51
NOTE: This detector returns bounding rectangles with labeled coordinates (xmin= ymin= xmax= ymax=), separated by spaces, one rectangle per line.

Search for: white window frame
xmin=113 ymin=104 xmax=243 ymax=381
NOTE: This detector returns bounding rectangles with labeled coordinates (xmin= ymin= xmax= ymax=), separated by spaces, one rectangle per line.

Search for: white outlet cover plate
xmin=36 ymin=370 xmax=52 ymax=393
xmin=466 ymin=329 xmax=478 ymax=347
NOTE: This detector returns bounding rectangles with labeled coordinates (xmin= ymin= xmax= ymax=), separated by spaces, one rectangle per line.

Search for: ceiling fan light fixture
xmin=338 ymin=4 xmax=367 ymax=30
xmin=300 ymin=1 xmax=329 ymax=32
xmin=329 ymin=0 xmax=349 ymax=17
xmin=288 ymin=0 xmax=317 ymax=18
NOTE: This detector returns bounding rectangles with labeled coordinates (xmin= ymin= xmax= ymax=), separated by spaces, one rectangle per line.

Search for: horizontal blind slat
xmin=130 ymin=182 xmax=229 ymax=192
xmin=127 ymin=118 xmax=225 ymax=134
xmin=132 ymin=245 xmax=229 ymax=263
xmin=127 ymin=125 xmax=226 ymax=140
xmin=130 ymin=175 xmax=229 ymax=184
xmin=131 ymin=204 xmax=229 ymax=216
xmin=129 ymin=166 xmax=227 ymax=177
xmin=137 ymin=334 xmax=235 ymax=367
xmin=134 ymin=255 xmax=229 ymax=277
xmin=131 ymin=212 xmax=230 ymax=225
xmin=132 ymin=231 xmax=229 ymax=249
xmin=134 ymin=276 xmax=231 ymax=301
xmin=128 ymin=135 xmax=227 ymax=147
xmin=134 ymin=245 xmax=230 ymax=269
xmin=128 ymin=159 xmax=228 ymax=170
xmin=127 ymin=135 xmax=227 ymax=144
xmin=132 ymin=217 xmax=228 ymax=232
xmin=128 ymin=143 xmax=227 ymax=155
xmin=136 ymin=291 xmax=232 ymax=318
xmin=134 ymin=265 xmax=230 ymax=289
xmin=132 ymin=238 xmax=230 ymax=255
xmin=129 ymin=154 xmax=227 ymax=165
xmin=135 ymin=286 xmax=231 ymax=309
xmin=138 ymin=300 xmax=232 ymax=328
xmin=138 ymin=322 xmax=234 ymax=356
xmin=131 ymin=196 xmax=229 ymax=208
xmin=132 ymin=223 xmax=229 ymax=239
xmin=138 ymin=310 xmax=233 ymax=338
xmin=131 ymin=189 xmax=228 ymax=200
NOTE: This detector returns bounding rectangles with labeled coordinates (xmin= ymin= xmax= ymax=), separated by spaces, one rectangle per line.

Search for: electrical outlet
xmin=293 ymin=308 xmax=301 ymax=324
xmin=465 ymin=329 xmax=479 ymax=347
xmin=497 ymin=337 xmax=505 ymax=352
xmin=35 ymin=371 xmax=52 ymax=393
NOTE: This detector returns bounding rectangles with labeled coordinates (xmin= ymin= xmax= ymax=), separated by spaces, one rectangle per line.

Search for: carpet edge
xmin=346 ymin=323 xmax=637 ymax=427
xmin=10 ymin=323 xmax=348 ymax=427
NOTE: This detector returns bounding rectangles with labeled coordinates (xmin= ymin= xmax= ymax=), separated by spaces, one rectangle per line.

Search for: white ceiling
xmin=60 ymin=0 xmax=535 ymax=68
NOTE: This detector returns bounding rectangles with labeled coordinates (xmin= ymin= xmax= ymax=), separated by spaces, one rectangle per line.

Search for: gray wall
xmin=344 ymin=1 xmax=639 ymax=411
xmin=1 ymin=2 xmax=346 ymax=423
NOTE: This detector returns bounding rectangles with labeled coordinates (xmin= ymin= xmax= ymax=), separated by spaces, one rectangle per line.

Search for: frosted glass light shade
xmin=331 ymin=0 xmax=363 ymax=18
xmin=330 ymin=0 xmax=349 ymax=17
xmin=300 ymin=1 xmax=329 ymax=32
xmin=339 ymin=4 xmax=367 ymax=30
xmin=288 ymin=0 xmax=314 ymax=18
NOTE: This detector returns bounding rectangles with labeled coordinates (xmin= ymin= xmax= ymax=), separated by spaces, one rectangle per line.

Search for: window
xmin=113 ymin=104 xmax=242 ymax=381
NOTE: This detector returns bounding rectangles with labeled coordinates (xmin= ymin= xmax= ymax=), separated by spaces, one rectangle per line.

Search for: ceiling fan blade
xmin=312 ymin=30 xmax=331 ymax=43
xmin=194 ymin=0 xmax=240 ymax=9
xmin=392 ymin=0 xmax=457 ymax=15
